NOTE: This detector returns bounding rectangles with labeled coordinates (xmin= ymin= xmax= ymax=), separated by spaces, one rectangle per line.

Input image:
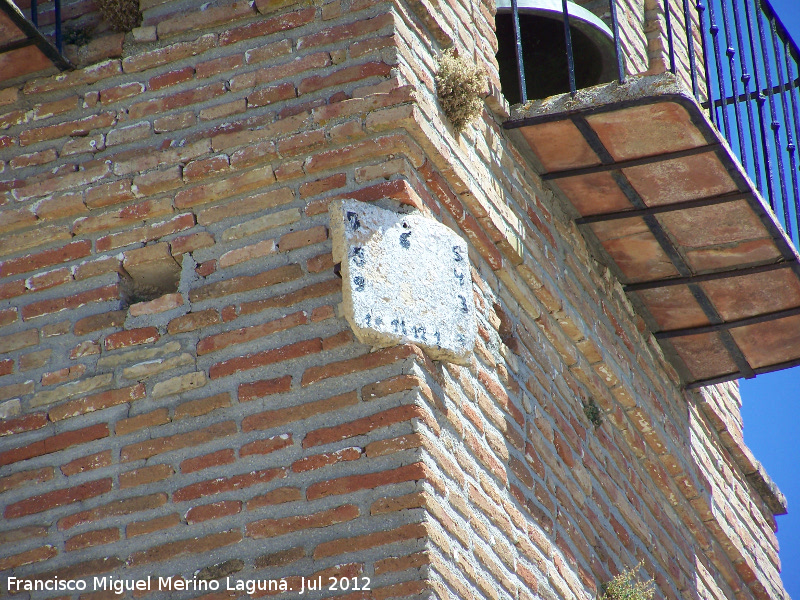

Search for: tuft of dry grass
xmin=435 ymin=49 xmax=486 ymax=133
xmin=97 ymin=0 xmax=142 ymax=32
xmin=600 ymin=563 xmax=655 ymax=600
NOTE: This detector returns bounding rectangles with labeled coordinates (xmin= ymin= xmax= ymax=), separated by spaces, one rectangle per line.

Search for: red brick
xmin=304 ymin=405 xmax=433 ymax=449
xmin=0 ymin=328 xmax=39 ymax=353
xmin=149 ymin=66 xmax=195 ymax=91
xmin=244 ymin=392 xmax=358 ymax=434
xmin=246 ymin=504 xmax=359 ymax=538
xmin=0 ymin=280 xmax=26 ymax=301
xmin=104 ymin=327 xmax=160 ymax=350
xmin=292 ymin=446 xmax=362 ymax=473
xmin=174 ymin=467 xmax=285 ymax=502
xmin=239 ymin=375 xmax=292 ymax=401
xmin=299 ymin=62 xmax=392 ymax=95
xmin=220 ymin=8 xmax=316 ymax=45
xmin=196 ymin=54 xmax=244 ymax=78
xmin=0 ymin=412 xmax=47 ymax=437
xmin=306 ymin=463 xmax=427 ymax=501
xmin=365 ymin=433 xmax=425 ymax=458
xmin=100 ymin=81 xmax=146 ymax=104
xmin=121 ymin=421 xmax=236 ymax=462
xmin=297 ymin=13 xmax=393 ymax=50
xmin=238 ymin=279 xmax=340 ymax=316
xmin=120 ymin=463 xmax=175 ymax=489
xmin=240 ymin=433 xmax=294 ymax=457
xmin=128 ymin=530 xmax=242 ymax=566
xmin=58 ymin=493 xmax=167 ymax=530
xmin=248 ymin=486 xmax=303 ymax=510
xmin=122 ymin=34 xmax=217 ymax=73
xmin=131 ymin=165 xmax=182 ymax=195
xmin=0 ymin=359 xmax=13 ymax=376
xmin=154 ymin=111 xmax=196 ymax=133
xmin=48 ymin=383 xmax=146 ymax=421
xmin=9 ymin=148 xmax=58 ymax=169
xmin=26 ymin=268 xmax=73 ymax=292
xmin=0 ymin=467 xmax=54 ymax=493
xmin=175 ymin=392 xmax=232 ymax=420
xmin=128 ymin=513 xmax=181 ymax=537
xmin=5 ymin=478 xmax=112 ymax=519
xmin=128 ymin=82 xmax=227 ymax=119
xmin=183 ymin=154 xmax=230 ymax=182
xmin=170 ymin=231 xmax=215 ymax=255
xmin=210 ymin=337 xmax=323 ymax=379
xmin=186 ymin=500 xmax=242 ymax=524
xmin=299 ymin=173 xmax=347 ymax=199
xmin=229 ymin=51 xmax=331 ymax=92
xmin=0 ymin=307 xmax=17 ymax=327
xmin=0 ymin=423 xmax=109 ymax=467
xmin=157 ymin=1 xmax=255 ymax=37
xmin=19 ymin=112 xmax=116 ymax=146
xmin=0 ymin=545 xmax=57 ymax=570
xmin=302 ymin=344 xmax=422 ymax=386
xmin=129 ymin=293 xmax=184 ymax=316
xmin=65 ymin=528 xmax=119 ymax=552
xmin=278 ymin=225 xmax=328 ymax=252
xmin=74 ymin=310 xmax=126 ymax=336
xmin=198 ymin=311 xmax=307 ymax=355
xmin=22 ymin=284 xmax=119 ymax=320
xmin=180 ymin=448 xmax=236 ymax=474
xmin=85 ymin=179 xmax=134 ymax=208
xmin=61 ymin=450 xmax=113 ymax=476
xmin=246 ymin=82 xmax=296 ymax=107
xmin=117 ymin=408 xmax=172 ymax=436
xmin=174 ymin=165 xmax=275 ymax=208
xmin=314 ymin=522 xmax=426 ymax=559
xmin=74 ymin=197 xmax=174 ymax=235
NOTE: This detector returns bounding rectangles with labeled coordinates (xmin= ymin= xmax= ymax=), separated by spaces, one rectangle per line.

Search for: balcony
xmin=502 ymin=0 xmax=800 ymax=388
xmin=0 ymin=0 xmax=70 ymax=85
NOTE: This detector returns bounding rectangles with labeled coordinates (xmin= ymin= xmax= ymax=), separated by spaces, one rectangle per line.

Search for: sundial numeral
xmin=452 ymin=245 xmax=464 ymax=262
xmin=413 ymin=325 xmax=426 ymax=341
xmin=391 ymin=318 xmax=407 ymax=335
xmin=458 ymin=294 xmax=469 ymax=314
xmin=353 ymin=276 xmax=365 ymax=291
xmin=399 ymin=231 xmax=412 ymax=249
xmin=350 ymin=246 xmax=366 ymax=266
xmin=347 ymin=211 xmax=361 ymax=231
xmin=365 ymin=313 xmax=371 ymax=326
xmin=374 ymin=316 xmax=383 ymax=327
xmin=454 ymin=269 xmax=464 ymax=286
xmin=434 ymin=330 xmax=441 ymax=346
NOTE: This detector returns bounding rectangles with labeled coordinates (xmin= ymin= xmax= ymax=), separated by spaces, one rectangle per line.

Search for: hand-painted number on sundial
xmin=350 ymin=246 xmax=365 ymax=266
xmin=347 ymin=211 xmax=361 ymax=231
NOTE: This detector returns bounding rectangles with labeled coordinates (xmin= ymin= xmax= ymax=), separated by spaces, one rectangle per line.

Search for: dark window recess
xmin=495 ymin=9 xmax=616 ymax=104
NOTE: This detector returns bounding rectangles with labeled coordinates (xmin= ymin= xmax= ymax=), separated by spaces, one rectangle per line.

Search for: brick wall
xmin=0 ymin=0 xmax=788 ymax=599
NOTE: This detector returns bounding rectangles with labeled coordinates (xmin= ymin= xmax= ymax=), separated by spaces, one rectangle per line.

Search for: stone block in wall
xmin=330 ymin=199 xmax=476 ymax=364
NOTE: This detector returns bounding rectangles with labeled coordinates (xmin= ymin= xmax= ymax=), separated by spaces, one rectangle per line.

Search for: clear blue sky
xmin=737 ymin=3 xmax=800 ymax=598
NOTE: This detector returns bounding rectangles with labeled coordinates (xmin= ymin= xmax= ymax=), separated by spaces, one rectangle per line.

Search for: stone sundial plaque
xmin=330 ymin=199 xmax=477 ymax=364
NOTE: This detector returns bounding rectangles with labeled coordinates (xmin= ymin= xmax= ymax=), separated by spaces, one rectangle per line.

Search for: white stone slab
xmin=330 ymin=199 xmax=476 ymax=364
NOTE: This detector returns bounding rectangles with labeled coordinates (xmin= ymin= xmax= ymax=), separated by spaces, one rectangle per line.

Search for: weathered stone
xmin=330 ymin=200 xmax=476 ymax=364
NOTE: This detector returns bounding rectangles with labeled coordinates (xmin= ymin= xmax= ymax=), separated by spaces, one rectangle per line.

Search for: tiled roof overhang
xmin=506 ymin=74 xmax=800 ymax=388
xmin=0 ymin=0 xmax=70 ymax=84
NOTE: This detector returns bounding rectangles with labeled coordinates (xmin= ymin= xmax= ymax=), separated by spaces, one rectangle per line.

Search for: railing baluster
xmin=609 ymin=0 xmax=626 ymax=83
xmin=767 ymin=10 xmax=794 ymax=238
xmin=511 ymin=0 xmax=527 ymax=104
xmin=696 ymin=0 xmax=716 ymax=125
xmin=782 ymin=35 xmax=800 ymax=242
xmin=731 ymin=0 xmax=762 ymax=189
xmin=719 ymin=0 xmax=747 ymax=165
xmin=665 ymin=0 xmax=676 ymax=74
xmin=30 ymin=0 xmax=38 ymax=27
xmin=561 ymin=0 xmax=577 ymax=95
xmin=744 ymin=0 xmax=777 ymax=209
xmin=54 ymin=0 xmax=63 ymax=53
xmin=707 ymin=0 xmax=732 ymax=140
xmin=681 ymin=0 xmax=700 ymax=97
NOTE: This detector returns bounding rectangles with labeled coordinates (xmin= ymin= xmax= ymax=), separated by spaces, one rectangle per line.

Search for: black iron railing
xmin=31 ymin=0 xmax=65 ymax=53
xmin=506 ymin=0 xmax=800 ymax=245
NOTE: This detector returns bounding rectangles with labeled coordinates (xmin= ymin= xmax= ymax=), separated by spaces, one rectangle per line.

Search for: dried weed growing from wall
xmin=600 ymin=563 xmax=655 ymax=600
xmin=97 ymin=0 xmax=142 ymax=32
xmin=435 ymin=49 xmax=485 ymax=133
